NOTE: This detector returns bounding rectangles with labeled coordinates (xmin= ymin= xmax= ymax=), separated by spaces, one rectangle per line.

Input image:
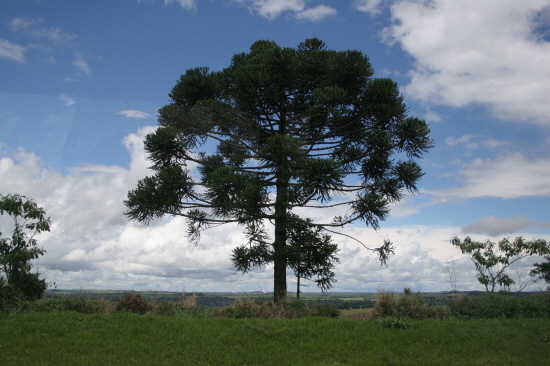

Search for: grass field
xmin=1 ymin=312 xmax=549 ymax=365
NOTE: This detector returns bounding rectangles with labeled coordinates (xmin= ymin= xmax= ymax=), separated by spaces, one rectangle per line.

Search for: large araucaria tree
xmin=125 ymin=39 xmax=434 ymax=302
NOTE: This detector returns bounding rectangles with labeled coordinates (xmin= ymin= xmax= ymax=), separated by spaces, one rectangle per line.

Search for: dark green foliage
xmin=115 ymin=291 xmax=153 ymax=314
xmin=285 ymin=215 xmax=340 ymax=294
xmin=0 ymin=194 xmax=50 ymax=303
xmin=232 ymin=214 xmax=341 ymax=297
xmin=451 ymin=236 xmax=550 ymax=292
xmin=125 ymin=39 xmax=434 ymax=301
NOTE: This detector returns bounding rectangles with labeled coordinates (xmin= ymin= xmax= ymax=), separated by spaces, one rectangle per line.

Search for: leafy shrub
xmin=218 ymin=298 xmax=264 ymax=318
xmin=373 ymin=290 xmax=397 ymax=317
xmin=449 ymin=292 xmax=550 ymax=318
xmin=312 ymin=301 xmax=341 ymax=318
xmin=395 ymin=291 xmax=430 ymax=319
xmin=115 ymin=291 xmax=153 ymax=314
xmin=372 ymin=289 xmax=446 ymax=320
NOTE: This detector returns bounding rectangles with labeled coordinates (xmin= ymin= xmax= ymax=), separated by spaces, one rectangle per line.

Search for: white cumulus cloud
xmin=235 ymin=0 xmax=305 ymax=20
xmin=296 ymin=5 xmax=337 ymax=22
xmin=384 ymin=0 xmax=550 ymax=125
xmin=424 ymin=153 xmax=550 ymax=202
xmin=354 ymin=0 xmax=384 ymax=15
xmin=234 ymin=1 xmax=337 ymax=22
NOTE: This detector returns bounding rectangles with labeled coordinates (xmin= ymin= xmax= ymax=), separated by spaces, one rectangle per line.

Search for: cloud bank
xmin=425 ymin=153 xmax=550 ymax=202
xmin=462 ymin=215 xmax=550 ymax=237
xmin=0 ymin=125 xmax=490 ymax=292
xmin=1 ymin=125 xmax=548 ymax=292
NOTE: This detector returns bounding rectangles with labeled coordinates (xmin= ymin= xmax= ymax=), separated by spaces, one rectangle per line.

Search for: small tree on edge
xmin=0 ymin=193 xmax=51 ymax=301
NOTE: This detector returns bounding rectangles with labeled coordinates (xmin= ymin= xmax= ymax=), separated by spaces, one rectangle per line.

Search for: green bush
xmin=449 ymin=292 xmax=550 ymax=318
xmin=153 ymin=300 xmax=214 ymax=318
xmin=372 ymin=289 xmax=448 ymax=320
xmin=217 ymin=299 xmax=339 ymax=319
xmin=0 ymin=194 xmax=51 ymax=302
xmin=60 ymin=296 xmax=113 ymax=314
xmin=395 ymin=291 xmax=428 ymax=319
xmin=115 ymin=291 xmax=153 ymax=314
xmin=10 ymin=295 xmax=113 ymax=314
xmin=372 ymin=290 xmax=396 ymax=317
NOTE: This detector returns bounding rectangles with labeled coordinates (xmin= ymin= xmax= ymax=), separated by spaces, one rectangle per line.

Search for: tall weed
xmin=373 ymin=289 xmax=449 ymax=320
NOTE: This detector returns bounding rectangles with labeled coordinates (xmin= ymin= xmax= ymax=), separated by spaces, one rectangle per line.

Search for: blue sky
xmin=1 ymin=0 xmax=550 ymax=293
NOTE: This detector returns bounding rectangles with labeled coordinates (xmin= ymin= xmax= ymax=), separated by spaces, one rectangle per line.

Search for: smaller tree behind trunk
xmin=285 ymin=215 xmax=339 ymax=299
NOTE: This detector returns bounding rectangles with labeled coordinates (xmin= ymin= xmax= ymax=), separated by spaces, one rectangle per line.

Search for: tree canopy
xmin=125 ymin=39 xmax=434 ymax=302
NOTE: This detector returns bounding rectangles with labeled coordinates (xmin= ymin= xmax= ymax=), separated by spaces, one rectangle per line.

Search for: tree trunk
xmin=273 ymin=105 xmax=289 ymax=303
xmin=296 ymin=271 xmax=300 ymax=300
xmin=273 ymin=212 xmax=287 ymax=303
xmin=273 ymin=161 xmax=289 ymax=303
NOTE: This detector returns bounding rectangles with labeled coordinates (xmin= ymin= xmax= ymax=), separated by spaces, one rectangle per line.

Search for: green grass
xmin=1 ymin=312 xmax=549 ymax=365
